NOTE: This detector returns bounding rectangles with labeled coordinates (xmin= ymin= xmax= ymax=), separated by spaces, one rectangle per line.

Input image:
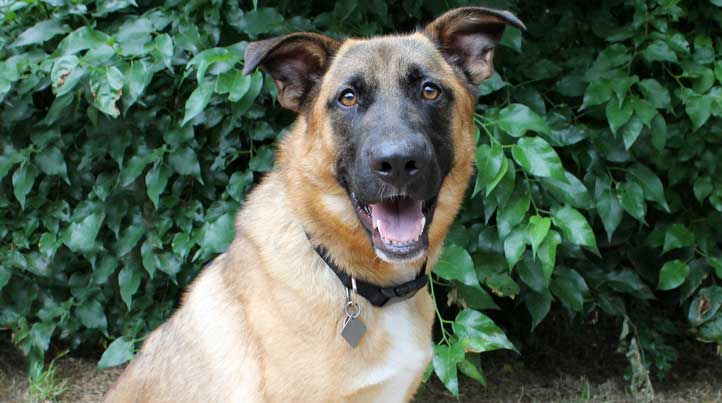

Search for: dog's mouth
xmin=349 ymin=191 xmax=437 ymax=262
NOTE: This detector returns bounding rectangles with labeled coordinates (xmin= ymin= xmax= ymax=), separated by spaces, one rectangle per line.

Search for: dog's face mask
xmin=244 ymin=7 xmax=524 ymax=264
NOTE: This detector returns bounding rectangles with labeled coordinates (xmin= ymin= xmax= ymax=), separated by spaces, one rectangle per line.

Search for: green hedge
xmin=2 ymin=0 xmax=722 ymax=395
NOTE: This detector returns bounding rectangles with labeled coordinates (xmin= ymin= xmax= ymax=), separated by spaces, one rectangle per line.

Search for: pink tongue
xmin=371 ymin=199 xmax=424 ymax=243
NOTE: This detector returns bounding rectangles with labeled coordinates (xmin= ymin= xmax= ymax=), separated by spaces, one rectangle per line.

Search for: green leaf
xmin=145 ymin=163 xmax=171 ymax=209
xmin=693 ymin=35 xmax=714 ymax=65
xmin=605 ymin=270 xmax=645 ymax=295
xmin=119 ymin=263 xmax=142 ymax=311
xmin=497 ymin=104 xmax=550 ymax=137
xmin=478 ymin=72 xmax=508 ymax=96
xmin=98 ymin=337 xmax=135 ymax=370
xmin=595 ymin=179 xmax=624 ymax=242
xmin=526 ymin=290 xmax=551 ymax=331
xmin=154 ymin=34 xmax=174 ymax=71
xmin=620 ymin=115 xmax=643 ymax=150
xmin=182 ymin=79 xmax=214 ymax=126
xmin=30 ymin=322 xmax=55 ymax=352
xmin=457 ymin=356 xmax=486 ymax=386
xmin=169 ymin=147 xmax=202 ymax=182
xmin=12 ymin=19 xmax=70 ymax=47
xmin=12 ymin=163 xmax=38 ymax=209
xmin=496 ymin=191 xmax=529 ymax=238
xmin=432 ymin=343 xmax=463 ymax=398
xmin=550 ymin=268 xmax=588 ymax=312
xmin=474 ymin=144 xmax=504 ymax=197
xmin=228 ymin=171 xmax=254 ymax=203
xmin=708 ymin=257 xmax=722 ymax=280
xmin=236 ymin=71 xmax=264 ymax=114
xmin=486 ymin=273 xmax=520 ymax=297
xmin=249 ymin=147 xmax=274 ymax=173
xmin=93 ymin=256 xmax=118 ymax=285
xmin=552 ymin=206 xmax=598 ymax=253
xmin=0 ymin=267 xmax=10 ymax=291
xmin=76 ymin=299 xmax=107 ymax=330
xmin=586 ymin=44 xmax=631 ymax=79
xmin=526 ymin=216 xmax=550 ymax=258
xmin=658 ymin=260 xmax=689 ymax=290
xmin=116 ymin=215 xmax=145 ymax=257
xmin=630 ymin=99 xmax=656 ymax=128
xmin=500 ymin=26 xmax=522 ymax=52
xmin=188 ymin=48 xmax=231 ymax=83
xmin=51 ymin=55 xmax=85 ymax=96
xmin=485 ymin=157 xmax=509 ymax=196
xmin=452 ymin=309 xmax=515 ymax=353
xmin=511 ymin=137 xmax=565 ymax=179
xmin=698 ymin=312 xmax=722 ymax=342
xmin=643 ymin=40 xmax=678 ymax=63
xmin=649 ymin=114 xmax=667 ymax=152
xmin=686 ymin=94 xmax=713 ymax=130
xmin=541 ymin=172 xmax=593 ymax=209
xmin=605 ymin=97 xmax=634 ymax=134
xmin=628 ymin=164 xmax=669 ymax=212
xmin=435 ymin=244 xmax=478 ymax=287
xmin=581 ymin=79 xmax=613 ymax=109
xmin=693 ymin=177 xmax=713 ymax=202
xmin=124 ymin=60 xmax=150 ymax=110
xmin=198 ymin=213 xmax=236 ymax=256
xmin=538 ymin=230 xmax=561 ymax=280
xmin=64 ymin=212 xmax=105 ymax=253
xmin=95 ymin=0 xmax=137 ymax=17
xmin=517 ymin=255 xmax=547 ymax=293
xmin=89 ymin=68 xmax=122 ymax=117
xmin=616 ymin=181 xmax=646 ymax=223
xmin=638 ymin=79 xmax=671 ymax=109
xmin=662 ymin=224 xmax=695 ymax=254
xmin=455 ymin=284 xmax=499 ymax=311
xmin=688 ymin=286 xmax=722 ymax=326
xmin=503 ymin=228 xmax=527 ymax=270
xmin=35 ymin=146 xmax=69 ymax=182
xmin=216 ymin=69 xmax=251 ymax=102
xmin=140 ymin=240 xmax=159 ymax=278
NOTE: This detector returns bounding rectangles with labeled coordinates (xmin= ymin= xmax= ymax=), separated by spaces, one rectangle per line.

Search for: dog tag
xmin=341 ymin=316 xmax=366 ymax=348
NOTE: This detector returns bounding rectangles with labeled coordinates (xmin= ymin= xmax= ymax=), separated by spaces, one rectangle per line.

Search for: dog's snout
xmin=370 ymin=136 xmax=431 ymax=187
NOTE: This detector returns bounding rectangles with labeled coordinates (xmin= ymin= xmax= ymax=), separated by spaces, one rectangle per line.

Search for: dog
xmin=103 ymin=7 xmax=524 ymax=403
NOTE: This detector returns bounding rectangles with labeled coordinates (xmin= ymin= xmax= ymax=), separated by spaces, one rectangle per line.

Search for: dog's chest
xmin=350 ymin=301 xmax=433 ymax=401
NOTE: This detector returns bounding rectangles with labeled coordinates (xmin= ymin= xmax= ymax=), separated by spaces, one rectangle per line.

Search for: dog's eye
xmin=339 ymin=89 xmax=357 ymax=107
xmin=421 ymin=83 xmax=440 ymax=101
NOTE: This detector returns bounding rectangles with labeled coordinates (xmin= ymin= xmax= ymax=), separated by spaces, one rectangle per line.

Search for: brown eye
xmin=421 ymin=83 xmax=440 ymax=100
xmin=339 ymin=89 xmax=357 ymax=107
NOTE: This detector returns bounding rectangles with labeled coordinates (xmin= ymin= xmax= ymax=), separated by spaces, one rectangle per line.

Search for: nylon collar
xmin=307 ymin=233 xmax=428 ymax=307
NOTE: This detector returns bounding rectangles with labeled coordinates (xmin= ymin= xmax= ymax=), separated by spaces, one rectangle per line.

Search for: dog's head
xmin=244 ymin=7 xmax=524 ymax=267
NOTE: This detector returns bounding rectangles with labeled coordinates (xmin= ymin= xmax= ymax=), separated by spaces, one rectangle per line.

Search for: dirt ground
xmin=2 ymin=346 xmax=721 ymax=403
xmin=2 ymin=319 xmax=722 ymax=403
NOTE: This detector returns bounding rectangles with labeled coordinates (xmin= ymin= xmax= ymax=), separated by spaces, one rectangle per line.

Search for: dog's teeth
xmin=375 ymin=219 xmax=381 ymax=230
xmin=421 ymin=217 xmax=426 ymax=229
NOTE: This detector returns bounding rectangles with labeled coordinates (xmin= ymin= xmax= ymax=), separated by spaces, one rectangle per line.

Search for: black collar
xmin=307 ymin=234 xmax=428 ymax=307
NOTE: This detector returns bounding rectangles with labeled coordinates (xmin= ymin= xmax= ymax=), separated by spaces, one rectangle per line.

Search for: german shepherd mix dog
xmin=104 ymin=7 xmax=524 ymax=403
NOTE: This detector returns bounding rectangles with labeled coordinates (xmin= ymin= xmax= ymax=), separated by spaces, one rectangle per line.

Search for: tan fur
xmin=104 ymin=11 xmax=509 ymax=401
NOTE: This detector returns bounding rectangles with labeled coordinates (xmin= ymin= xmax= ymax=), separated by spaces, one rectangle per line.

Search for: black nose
xmin=370 ymin=136 xmax=431 ymax=188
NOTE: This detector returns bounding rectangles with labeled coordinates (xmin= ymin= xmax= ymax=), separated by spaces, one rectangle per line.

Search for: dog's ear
xmin=424 ymin=7 xmax=525 ymax=86
xmin=243 ymin=33 xmax=340 ymax=112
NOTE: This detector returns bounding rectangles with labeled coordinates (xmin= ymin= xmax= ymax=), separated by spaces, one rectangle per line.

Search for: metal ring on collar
xmin=344 ymin=300 xmax=361 ymax=318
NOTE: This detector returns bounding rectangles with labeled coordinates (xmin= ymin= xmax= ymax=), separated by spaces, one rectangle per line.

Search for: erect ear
xmin=243 ymin=33 xmax=340 ymax=112
xmin=424 ymin=7 xmax=526 ymax=87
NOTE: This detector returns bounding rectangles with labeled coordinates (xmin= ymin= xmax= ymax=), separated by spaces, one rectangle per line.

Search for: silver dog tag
xmin=341 ymin=295 xmax=366 ymax=348
xmin=341 ymin=316 xmax=366 ymax=348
